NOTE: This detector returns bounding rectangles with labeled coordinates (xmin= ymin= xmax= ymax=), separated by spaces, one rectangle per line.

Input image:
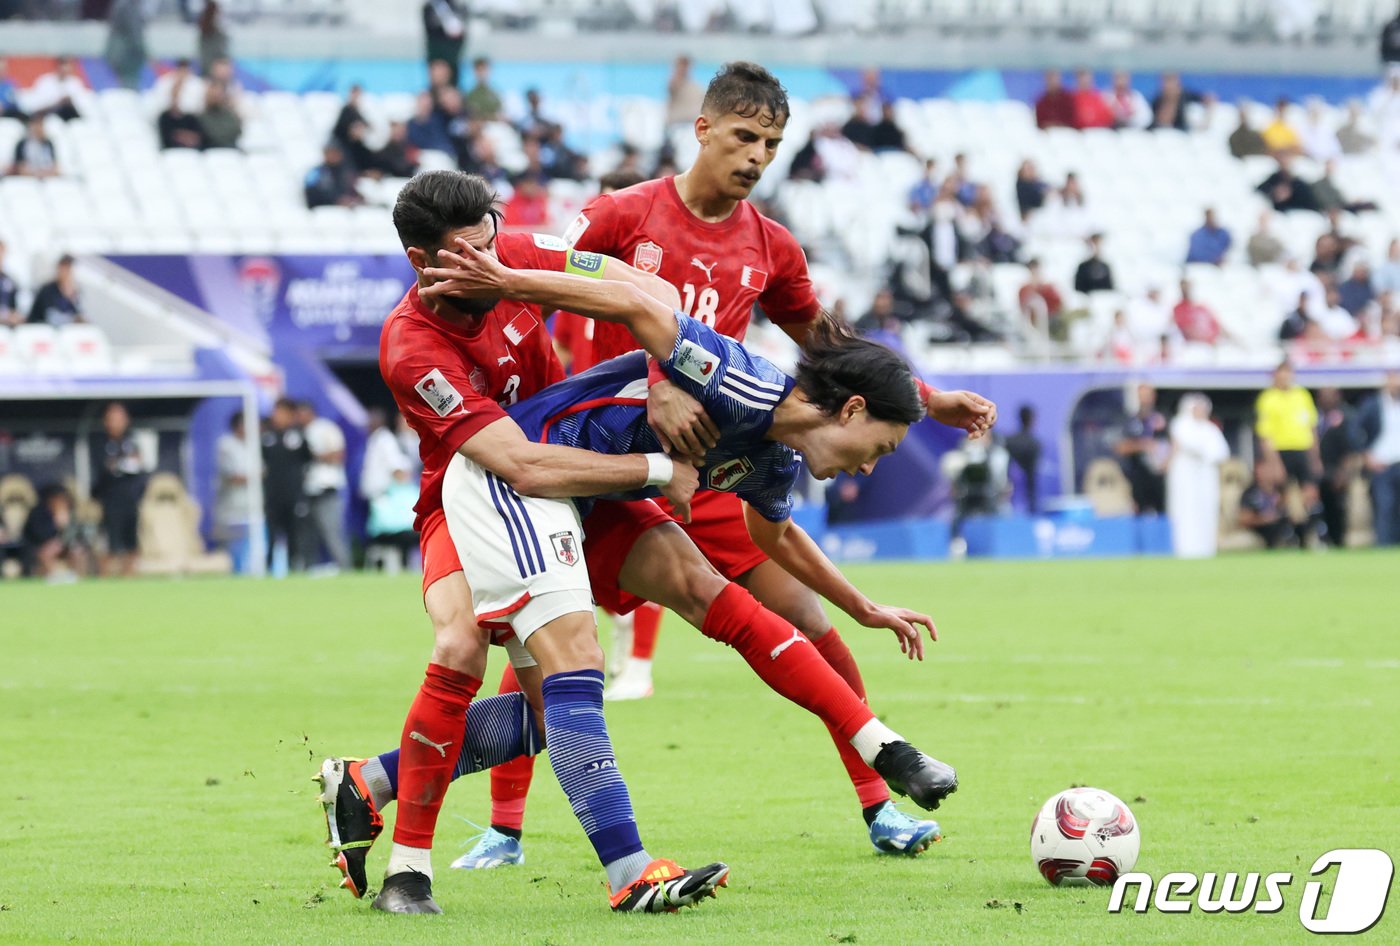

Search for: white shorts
xmin=442 ymin=454 xmax=594 ymax=644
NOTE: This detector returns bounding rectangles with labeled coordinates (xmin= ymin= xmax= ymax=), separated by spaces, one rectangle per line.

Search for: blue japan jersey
xmin=507 ymin=313 xmax=802 ymax=521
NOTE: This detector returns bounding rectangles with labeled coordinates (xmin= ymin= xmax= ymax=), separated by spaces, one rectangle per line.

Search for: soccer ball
xmin=1029 ymin=787 xmax=1140 ymax=887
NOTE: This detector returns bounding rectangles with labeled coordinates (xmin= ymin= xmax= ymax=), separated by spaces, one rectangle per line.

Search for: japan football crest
xmin=550 ymin=531 xmax=579 ymax=566
xmin=633 ymin=241 xmax=664 ymax=274
xmin=708 ymin=457 xmax=755 ymax=491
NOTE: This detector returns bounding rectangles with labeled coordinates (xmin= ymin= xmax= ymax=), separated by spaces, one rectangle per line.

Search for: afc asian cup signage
xmin=238 ymin=256 xmax=413 ymax=344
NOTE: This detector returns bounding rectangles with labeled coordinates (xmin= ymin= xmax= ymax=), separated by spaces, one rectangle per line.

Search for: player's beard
xmin=440 ymin=294 xmax=500 ymax=319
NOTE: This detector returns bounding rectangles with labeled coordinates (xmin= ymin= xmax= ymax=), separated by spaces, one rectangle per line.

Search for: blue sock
xmin=540 ymin=669 xmax=647 ymax=884
xmin=374 ymin=692 xmax=541 ymax=800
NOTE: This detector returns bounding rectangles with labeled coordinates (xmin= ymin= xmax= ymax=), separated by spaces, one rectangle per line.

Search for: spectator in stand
xmin=407 ymin=90 xmax=453 ymax=153
xmin=1071 ymin=68 xmax=1113 ymax=129
xmin=338 ymin=119 xmax=378 ymax=176
xmin=215 ymin=411 xmax=258 ymax=573
xmin=949 ymin=152 xmax=978 ymax=205
xmin=1258 ymin=157 xmax=1319 ymax=213
xmin=149 ymin=57 xmax=204 ymax=116
xmin=8 ymin=115 xmax=58 ymax=177
xmin=1017 ymin=258 xmax=1063 ymax=335
xmin=0 ymin=240 xmax=18 ymax=328
xmin=104 ymin=0 xmax=148 ymax=91
xmin=158 ymin=81 xmax=206 ymax=150
xmin=1228 ymin=104 xmax=1269 ymax=158
xmin=371 ymin=121 xmax=420 ymax=178
xmin=1247 ymin=211 xmax=1285 ymax=266
xmin=422 ymin=0 xmax=467 ymax=85
xmin=1238 ymin=455 xmax=1297 ymax=548
xmin=1005 ymin=405 xmax=1043 ymax=513
xmin=27 ymin=55 xmax=90 ymax=121
xmin=1074 ymin=233 xmax=1114 ymax=293
xmin=1316 ymin=285 xmax=1358 ymax=340
xmin=360 ymin=407 xmax=412 ymax=503
xmin=854 ymin=286 xmax=902 ymax=336
xmin=0 ymin=57 xmax=28 ymax=121
xmin=1034 ymin=69 xmax=1075 ymax=129
xmin=1167 ymin=393 xmax=1230 ymax=559
xmin=1261 ymin=97 xmax=1302 ymax=156
xmin=1185 ymin=208 xmax=1231 ymax=265
xmin=199 ymin=81 xmax=242 ymax=149
xmin=1298 ymin=99 xmax=1341 ymax=162
xmin=1150 ymin=72 xmax=1203 ymax=131
xmin=93 ymin=401 xmax=148 ymax=577
xmin=28 ymin=255 xmax=82 ymax=326
xmin=1316 ymin=387 xmax=1360 ymax=547
xmin=1117 ymin=382 xmax=1168 ymax=515
xmin=205 ymin=57 xmax=244 ymax=111
xmin=1383 ymin=4 xmax=1400 ymax=64
xmin=461 ymin=130 xmax=508 ymax=189
xmin=438 ymin=88 xmax=474 ymax=166
xmin=1275 ymin=256 xmax=1328 ymax=323
xmin=869 ymin=100 xmax=911 ymax=153
xmin=504 ymin=171 xmax=550 ymax=227
xmin=1369 ymin=70 xmax=1400 ymax=163
xmin=296 ymin=400 xmax=349 ymax=573
xmin=197 ymin=1 xmax=230 ymax=76
xmin=539 ymin=122 xmax=586 ymax=180
xmin=464 ymin=56 xmax=501 ymax=120
xmin=261 ymin=397 xmax=310 ymax=573
xmin=1376 ymin=238 xmax=1400 ymax=294
xmin=426 ymin=58 xmax=456 ymax=115
xmin=1126 ymin=284 xmax=1172 ymax=340
xmin=332 ymin=84 xmax=367 ymax=147
xmin=22 ymin=484 xmax=92 ymax=581
xmin=1359 ymin=370 xmax=1400 ymax=545
xmin=1107 ymin=70 xmax=1150 ymax=130
xmin=908 ymin=158 xmax=939 ymax=212
xmin=1312 ymin=159 xmax=1379 ymax=214
xmin=1310 ymin=233 xmax=1343 ymax=279
xmin=303 ymin=142 xmax=362 ymax=208
xmin=1014 ymin=159 xmax=1050 ymax=221
xmin=366 ymin=463 xmax=420 ymax=573
xmin=1338 ymin=260 xmax=1376 ymax=316
xmin=965 ymin=184 xmax=1021 ymax=263
xmin=665 ymin=54 xmax=704 ymax=137
xmin=1255 ymin=359 xmax=1324 ymax=545
xmin=1337 ymin=100 xmax=1376 ymax=154
xmin=515 ymin=87 xmax=557 ymax=141
xmin=840 ymin=102 xmax=876 ymax=150
xmin=1101 ymin=309 xmax=1138 ymax=363
xmin=1173 ymin=279 xmax=1232 ymax=345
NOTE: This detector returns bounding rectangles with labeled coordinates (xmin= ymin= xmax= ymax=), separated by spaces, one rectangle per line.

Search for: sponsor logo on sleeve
xmin=633 ymin=241 xmax=664 ymax=274
xmin=708 ymin=457 xmax=755 ymax=491
xmin=563 ymin=213 xmax=590 ymax=246
xmin=740 ymin=265 xmax=769 ymax=291
xmin=565 ymin=249 xmax=606 ymax=277
xmin=415 ymin=368 xmax=466 ymax=417
xmin=671 ymin=339 xmax=718 ymax=387
xmin=532 ymin=233 xmax=568 ymax=251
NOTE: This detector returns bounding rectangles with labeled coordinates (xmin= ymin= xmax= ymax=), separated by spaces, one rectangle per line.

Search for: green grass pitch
xmin=3 ymin=553 xmax=1397 ymax=945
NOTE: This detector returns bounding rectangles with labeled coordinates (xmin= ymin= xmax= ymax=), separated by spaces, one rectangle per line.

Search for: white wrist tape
xmin=644 ymin=453 xmax=674 ymax=487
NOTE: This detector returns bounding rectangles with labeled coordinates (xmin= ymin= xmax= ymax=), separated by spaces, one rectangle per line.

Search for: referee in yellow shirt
xmin=1254 ymin=359 xmax=1322 ymax=541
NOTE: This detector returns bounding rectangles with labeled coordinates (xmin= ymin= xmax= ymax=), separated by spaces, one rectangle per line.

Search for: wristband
xmin=644 ymin=453 xmax=674 ymax=487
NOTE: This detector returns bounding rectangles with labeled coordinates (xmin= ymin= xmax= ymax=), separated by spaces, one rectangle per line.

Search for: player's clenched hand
xmin=658 ymin=457 xmax=699 ymax=524
xmin=419 ymin=237 xmax=514 ymax=299
xmin=856 ymin=602 xmax=937 ymax=661
xmin=647 ymin=380 xmax=720 ymax=462
xmin=927 ymin=390 xmax=997 ymax=441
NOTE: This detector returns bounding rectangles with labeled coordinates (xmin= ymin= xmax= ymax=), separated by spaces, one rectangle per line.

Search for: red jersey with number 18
xmin=379 ymin=231 xmax=569 ymax=530
xmin=560 ymin=175 xmax=820 ymax=371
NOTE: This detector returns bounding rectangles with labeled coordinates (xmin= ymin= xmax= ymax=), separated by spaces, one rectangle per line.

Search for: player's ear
xmin=406 ymin=246 xmax=431 ymax=273
xmin=841 ymin=396 xmax=866 ymax=424
xmin=695 ymin=113 xmax=711 ymax=146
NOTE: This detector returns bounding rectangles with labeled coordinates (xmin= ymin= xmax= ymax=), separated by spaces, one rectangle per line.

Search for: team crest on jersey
xmin=468 ymin=366 xmax=487 ymax=394
xmin=672 ymin=339 xmax=718 ymax=387
xmin=708 ymin=457 xmax=755 ymax=492
xmin=740 ymin=266 xmax=768 ymax=292
xmin=633 ymin=241 xmax=664 ymax=274
xmin=550 ymin=531 xmax=580 ymax=566
xmin=415 ymin=368 xmax=465 ymax=418
xmin=503 ymin=310 xmax=537 ymax=346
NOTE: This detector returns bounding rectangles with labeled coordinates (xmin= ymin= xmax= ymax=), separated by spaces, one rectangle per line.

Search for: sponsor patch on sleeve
xmin=564 ymin=249 xmax=606 ymax=277
xmin=415 ymin=368 xmax=466 ymax=418
xmin=671 ymin=339 xmax=719 ymax=387
xmin=532 ymin=233 xmax=568 ymax=251
xmin=563 ymin=213 xmax=590 ymax=247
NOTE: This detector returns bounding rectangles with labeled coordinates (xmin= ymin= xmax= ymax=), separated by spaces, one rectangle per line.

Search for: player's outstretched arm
xmin=461 ymin=416 xmax=697 ymax=519
xmin=742 ymin=504 xmax=935 ymax=661
xmin=421 ymin=240 xmax=680 ymax=362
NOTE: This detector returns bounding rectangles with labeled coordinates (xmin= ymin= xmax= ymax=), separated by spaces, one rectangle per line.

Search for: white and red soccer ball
xmin=1030 ymin=787 xmax=1140 ymax=887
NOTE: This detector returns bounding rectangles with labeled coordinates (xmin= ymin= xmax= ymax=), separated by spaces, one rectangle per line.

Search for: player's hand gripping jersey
xmin=508 ymin=313 xmax=801 ymax=521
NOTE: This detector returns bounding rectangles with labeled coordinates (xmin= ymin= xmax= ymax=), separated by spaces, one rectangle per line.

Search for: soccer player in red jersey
xmin=467 ymin=62 xmax=995 ymax=869
xmin=315 ymin=170 xmax=727 ymax=915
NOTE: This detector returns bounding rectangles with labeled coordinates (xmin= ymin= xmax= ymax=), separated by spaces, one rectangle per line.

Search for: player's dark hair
xmin=392 ymin=170 xmax=503 ymax=253
xmin=794 ymin=312 xmax=923 ymax=425
xmin=598 ymin=169 xmax=646 ymax=193
xmin=703 ymin=61 xmax=789 ymax=126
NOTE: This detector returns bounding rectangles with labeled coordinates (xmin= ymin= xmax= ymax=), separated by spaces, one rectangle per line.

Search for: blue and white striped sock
xmin=541 ymin=669 xmax=649 ymax=890
xmin=370 ymin=692 xmax=541 ymax=809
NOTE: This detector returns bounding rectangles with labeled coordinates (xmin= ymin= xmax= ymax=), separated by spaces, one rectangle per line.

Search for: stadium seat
xmin=1083 ymin=458 xmax=1134 ymax=517
xmin=12 ymin=324 xmax=63 ymax=374
xmin=136 ymin=473 xmax=233 ymax=576
xmin=58 ymin=323 xmax=115 ymax=375
xmin=0 ymin=474 xmax=37 ymax=554
xmin=0 ymin=326 xmax=16 ymax=375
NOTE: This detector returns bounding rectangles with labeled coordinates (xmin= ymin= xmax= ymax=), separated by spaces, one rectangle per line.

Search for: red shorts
xmin=582 ymin=491 xmax=770 ymax=614
xmin=419 ymin=506 xmax=461 ymax=597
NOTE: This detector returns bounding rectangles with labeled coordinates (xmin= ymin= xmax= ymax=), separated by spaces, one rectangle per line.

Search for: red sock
xmin=630 ymin=602 xmax=663 ymax=660
xmin=813 ymin=629 xmax=891 ymax=810
xmin=393 ymin=663 xmax=482 ymax=848
xmin=700 ymin=583 xmax=874 ymax=741
xmin=489 ymin=662 xmax=535 ymax=831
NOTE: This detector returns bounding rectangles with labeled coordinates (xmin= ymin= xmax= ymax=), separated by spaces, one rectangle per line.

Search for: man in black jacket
xmin=1381 ymin=3 xmax=1400 ymax=65
xmin=262 ymin=397 xmax=312 ymax=572
xmin=93 ymin=402 xmax=148 ymax=577
xmin=423 ymin=0 xmax=467 ymax=86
